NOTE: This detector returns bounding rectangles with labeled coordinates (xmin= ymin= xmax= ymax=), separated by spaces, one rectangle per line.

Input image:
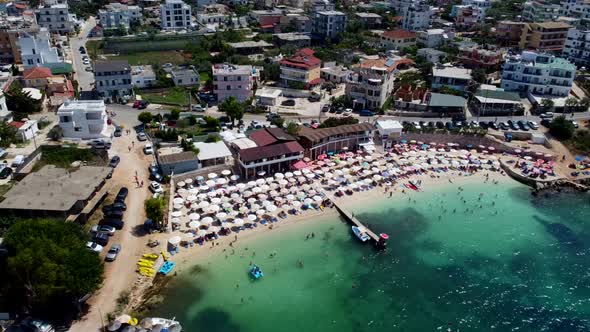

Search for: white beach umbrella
xmin=243 ymin=190 xmax=253 ymax=198
xmin=171 ymin=211 xmax=182 ymax=218
xmin=364 ymin=178 xmax=373 ymax=184
xmin=261 ymin=200 xmax=272 ymax=207
xmin=199 ymin=201 xmax=210 ymax=209
xmin=185 ymin=178 xmax=193 ymax=185
xmin=313 ymin=195 xmax=323 ymax=202
xmin=257 ymin=171 xmax=266 ymax=177
xmin=177 ymin=188 xmax=187 ymax=195
xmin=256 ymin=178 xmax=266 ymax=185
xmin=177 ymin=181 xmax=186 ymax=188
xmin=247 ymin=197 xmax=257 ymax=204
xmin=173 ymin=197 xmax=184 ymax=205
xmin=297 ymin=176 xmax=306 ymax=183
xmin=216 ymin=212 xmax=227 ymax=220
xmin=208 ymin=226 xmax=220 ymax=234
xmin=221 ymin=222 xmax=231 ymax=229
xmin=250 ymin=203 xmax=261 ymax=211
xmin=285 ymin=172 xmax=294 ymax=178
xmin=286 ymin=194 xmax=295 ymax=201
xmin=208 ymin=172 xmax=218 ymax=179
xmin=231 ymin=192 xmax=241 ymax=200
xmin=211 ymin=197 xmax=222 ymax=204
xmin=216 ymin=178 xmax=227 ymax=185
xmin=308 ymin=189 xmax=317 ymax=196
xmin=189 ymin=220 xmax=201 ymax=228
xmin=168 ymin=236 xmax=181 ymax=245
xmin=288 ymin=177 xmax=297 ymax=183
xmin=296 ymin=192 xmax=306 ymax=198
xmin=275 ymin=172 xmax=285 ymax=179
xmin=259 ymin=194 xmax=269 ymax=201
xmin=170 ymin=217 xmax=181 ymax=225
xmin=256 ymin=209 xmax=266 ymax=215
xmin=197 ymin=229 xmax=207 ymax=237
xmin=292 ymin=201 xmax=301 ymax=207
xmin=230 ymin=175 xmax=240 ymax=181
xmin=173 ymin=204 xmax=183 ymax=210
xmin=293 ymin=170 xmax=302 ymax=176
xmin=189 ymin=212 xmax=200 ymax=220
xmin=266 ymin=205 xmax=277 ymax=212
xmin=261 ymin=184 xmax=270 ymax=192
xmin=226 ymin=185 xmax=237 ymax=192
xmin=205 ymin=180 xmax=216 ymax=187
xmin=235 ymin=218 xmax=246 ymax=226
xmin=265 ymin=177 xmax=274 ymax=184
xmin=239 ymin=205 xmax=249 ymax=213
xmin=199 ymin=185 xmax=210 ymax=192
xmin=221 ymin=169 xmax=232 ymax=176
xmin=236 ymin=183 xmax=246 ymax=191
xmin=252 ymin=187 xmax=262 ymax=194
xmin=281 ymin=204 xmax=290 ymax=210
xmin=207 ymin=191 xmax=217 ymax=198
xmin=186 ymin=195 xmax=198 ymax=202
xmin=305 ymin=173 xmax=315 ymax=179
xmin=247 ymin=180 xmax=257 ymax=188
xmin=207 ymin=204 xmax=220 ymax=213
xmin=201 ymin=216 xmax=213 ymax=225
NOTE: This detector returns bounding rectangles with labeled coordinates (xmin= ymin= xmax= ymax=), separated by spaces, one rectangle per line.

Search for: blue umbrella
xmin=575 ymin=156 xmax=584 ymax=161
xmin=401 ymin=140 xmax=407 ymax=144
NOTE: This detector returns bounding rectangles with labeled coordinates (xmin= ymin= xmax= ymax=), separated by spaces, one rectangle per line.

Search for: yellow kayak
xmin=138 ymin=259 xmax=155 ymax=264
xmin=142 ymin=253 xmax=158 ymax=259
xmin=161 ymin=251 xmax=168 ymax=261
xmin=128 ymin=318 xmax=138 ymax=326
xmin=137 ymin=261 xmax=154 ymax=268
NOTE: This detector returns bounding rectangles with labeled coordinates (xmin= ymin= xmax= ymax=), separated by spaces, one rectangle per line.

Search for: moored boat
xmin=250 ymin=264 xmax=264 ymax=279
xmin=352 ymin=226 xmax=370 ymax=242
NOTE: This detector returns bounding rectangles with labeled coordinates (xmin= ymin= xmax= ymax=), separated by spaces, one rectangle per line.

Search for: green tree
xmin=285 ymin=122 xmax=300 ymax=135
xmin=564 ymin=97 xmax=579 ymax=114
xmin=579 ymin=97 xmax=590 ymax=111
xmin=549 ymin=116 xmax=575 ymax=140
xmin=5 ymin=82 xmax=42 ymax=117
xmin=0 ymin=121 xmax=18 ymax=147
xmin=540 ymin=98 xmax=554 ymax=112
xmin=170 ymin=108 xmax=181 ymax=120
xmin=47 ymin=126 xmax=63 ymax=141
xmin=2 ymin=219 xmax=103 ymax=316
xmin=137 ymin=112 xmax=153 ymax=124
xmin=319 ymin=116 xmax=359 ymax=128
xmin=270 ymin=117 xmax=285 ymax=128
xmin=472 ymin=69 xmax=487 ymax=84
xmin=144 ymin=197 xmax=166 ymax=227
xmin=218 ymin=97 xmax=244 ymax=125
xmin=203 ymin=116 xmax=220 ymax=131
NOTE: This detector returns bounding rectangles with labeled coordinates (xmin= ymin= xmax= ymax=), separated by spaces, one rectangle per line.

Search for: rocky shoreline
xmin=532 ymin=178 xmax=589 ymax=196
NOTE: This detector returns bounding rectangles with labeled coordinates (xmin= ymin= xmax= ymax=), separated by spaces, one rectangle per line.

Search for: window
xmin=74 ymin=127 xmax=81 ymax=132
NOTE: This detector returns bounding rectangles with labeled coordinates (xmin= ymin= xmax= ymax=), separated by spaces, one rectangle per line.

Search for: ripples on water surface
xmin=151 ymin=181 xmax=590 ymax=332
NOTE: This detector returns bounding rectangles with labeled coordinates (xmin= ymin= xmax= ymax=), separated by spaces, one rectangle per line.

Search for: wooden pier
xmin=329 ymin=196 xmax=386 ymax=247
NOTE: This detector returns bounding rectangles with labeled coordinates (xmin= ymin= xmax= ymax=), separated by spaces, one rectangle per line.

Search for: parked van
xmin=11 ymin=155 xmax=25 ymax=167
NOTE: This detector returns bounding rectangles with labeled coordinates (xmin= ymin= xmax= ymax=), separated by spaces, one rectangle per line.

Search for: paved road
xmin=71 ymin=17 xmax=96 ymax=92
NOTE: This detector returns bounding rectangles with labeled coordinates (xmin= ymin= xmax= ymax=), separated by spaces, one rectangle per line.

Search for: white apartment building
xmin=501 ymin=51 xmax=576 ymax=97
xmin=17 ymin=28 xmax=61 ymax=68
xmin=35 ymin=0 xmax=74 ymax=34
xmin=131 ymin=65 xmax=156 ymax=88
xmin=57 ymin=100 xmax=109 ymax=139
xmin=346 ymin=57 xmax=412 ymax=110
xmin=390 ymin=0 xmax=418 ymax=13
xmin=402 ymin=2 xmax=432 ymax=31
xmin=160 ymin=0 xmax=192 ymax=30
xmin=563 ymin=28 xmax=590 ymax=67
xmin=212 ymin=64 xmax=253 ymax=102
xmin=99 ymin=3 xmax=142 ymax=29
xmin=561 ymin=0 xmax=590 ymax=25
xmin=313 ymin=10 xmax=347 ymax=39
xmin=417 ymin=29 xmax=453 ymax=48
xmin=522 ymin=0 xmax=561 ymax=22
xmin=432 ymin=65 xmax=472 ymax=91
xmin=196 ymin=12 xmax=228 ymax=28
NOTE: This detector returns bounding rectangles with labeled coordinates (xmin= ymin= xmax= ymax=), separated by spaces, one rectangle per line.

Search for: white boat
xmin=352 ymin=226 xmax=370 ymax=242
xmin=139 ymin=317 xmax=182 ymax=331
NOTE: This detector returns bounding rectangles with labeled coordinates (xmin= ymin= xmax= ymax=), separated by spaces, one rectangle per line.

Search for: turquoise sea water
xmin=151 ymin=180 xmax=590 ymax=331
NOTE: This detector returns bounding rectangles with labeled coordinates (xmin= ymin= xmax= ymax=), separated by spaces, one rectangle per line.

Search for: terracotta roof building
xmin=379 ymin=29 xmax=417 ymax=50
xmin=279 ymin=48 xmax=322 ymax=89
xmin=236 ymin=128 xmax=304 ymax=179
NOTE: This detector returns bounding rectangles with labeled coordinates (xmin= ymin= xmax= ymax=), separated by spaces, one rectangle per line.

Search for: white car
xmin=82 ymin=59 xmax=90 ymax=65
xmin=86 ymin=242 xmax=104 ymax=253
xmin=143 ymin=143 xmax=153 ymax=154
xmin=149 ymin=181 xmax=163 ymax=194
xmin=412 ymin=121 xmax=421 ymax=130
xmin=343 ymin=108 xmax=353 ymax=115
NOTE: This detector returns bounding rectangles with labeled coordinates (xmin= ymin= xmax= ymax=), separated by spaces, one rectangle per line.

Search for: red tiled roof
xmin=356 ymin=57 xmax=415 ymax=73
xmin=280 ymin=48 xmax=321 ymax=70
xmin=9 ymin=121 xmax=25 ymax=129
xmin=382 ymin=29 xmax=416 ymax=39
xmin=250 ymin=129 xmax=278 ymax=147
xmin=23 ymin=67 xmax=52 ymax=79
xmin=239 ymin=141 xmax=304 ymax=163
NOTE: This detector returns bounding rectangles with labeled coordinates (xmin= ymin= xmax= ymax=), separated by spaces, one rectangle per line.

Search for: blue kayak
xmin=249 ymin=264 xmax=264 ymax=279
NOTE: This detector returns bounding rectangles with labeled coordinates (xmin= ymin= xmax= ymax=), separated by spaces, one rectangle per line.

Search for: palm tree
xmin=540 ymin=98 xmax=554 ymax=113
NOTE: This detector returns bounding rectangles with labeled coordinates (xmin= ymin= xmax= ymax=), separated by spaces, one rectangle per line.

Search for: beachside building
xmin=160 ymin=0 xmax=192 ymax=30
xmin=21 ymin=66 xmax=53 ymax=89
xmin=346 ymin=57 xmax=414 ymax=110
xmin=236 ymin=127 xmax=304 ymax=179
xmin=98 ymin=3 xmax=142 ymax=30
xmin=9 ymin=119 xmax=39 ymax=141
xmin=402 ymin=2 xmax=432 ymax=31
xmin=35 ymin=0 xmax=74 ymax=34
xmin=501 ymin=51 xmax=575 ymax=97
xmin=376 ymin=120 xmax=403 ymax=149
xmin=279 ymin=14 xmax=312 ymax=34
xmin=17 ymin=28 xmax=61 ymax=69
xmin=432 ymin=65 xmax=472 ymax=92
xmin=94 ymin=60 xmax=132 ymax=102
xmin=297 ymin=122 xmax=377 ymax=158
xmin=457 ymin=45 xmax=503 ymax=70
xmin=379 ymin=29 xmax=417 ymax=50
xmin=273 ymin=33 xmax=311 ymax=48
xmin=279 ymin=48 xmax=322 ymax=89
xmin=170 ymin=67 xmax=199 ymax=87
xmin=563 ymin=28 xmax=590 ymax=67
xmin=470 ymin=86 xmax=522 ymax=115
xmin=212 ymin=63 xmax=253 ymax=102
xmin=393 ymin=85 xmax=429 ymax=111
xmin=312 ymin=10 xmax=347 ymax=40
xmin=495 ymin=21 xmax=526 ymax=47
xmin=561 ymin=0 xmax=590 ymax=26
xmin=57 ymin=100 xmax=109 ymax=139
xmin=425 ymin=92 xmax=467 ymax=115
xmin=157 ymin=141 xmax=232 ymax=175
xmin=131 ymin=65 xmax=156 ymax=88
xmin=0 ymin=21 xmax=36 ymax=65
xmin=227 ymin=40 xmax=272 ymax=55
xmin=255 ymin=88 xmax=282 ymax=106
xmin=0 ymin=91 xmax=11 ymax=122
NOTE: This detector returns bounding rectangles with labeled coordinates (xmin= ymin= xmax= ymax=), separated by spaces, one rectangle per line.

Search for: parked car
xmin=149 ymin=181 xmax=163 ymax=194
xmin=105 ymin=244 xmax=121 ymax=262
xmin=343 ymin=108 xmax=353 ymax=115
xmin=266 ymin=112 xmax=280 ymax=121
xmin=85 ymin=66 xmax=92 ymax=72
xmin=138 ymin=101 xmax=149 ymax=109
xmin=89 ymin=139 xmax=111 ymax=149
xmin=11 ymin=155 xmax=25 ymax=167
xmin=359 ymin=109 xmax=374 ymax=117
xmin=109 ymin=155 xmax=120 ymax=168
xmin=488 ymin=122 xmax=499 ymax=130
xmin=479 ymin=121 xmax=488 ymax=129
xmin=91 ymin=224 xmax=116 ymax=236
xmin=0 ymin=166 xmax=13 ymax=179
xmin=116 ymin=187 xmax=129 ymax=202
xmin=539 ymin=112 xmax=554 ymax=119
xmin=308 ymin=92 xmax=321 ymax=102
xmin=517 ymin=121 xmax=530 ymax=131
xmin=412 ymin=121 xmax=421 ymax=130
xmin=20 ymin=319 xmax=55 ymax=332
xmin=436 ymin=121 xmax=444 ymax=129
xmin=571 ymin=120 xmax=579 ymax=128
xmin=144 ymin=143 xmax=153 ymax=155
xmin=321 ymin=104 xmax=330 ymax=112
xmin=281 ymin=99 xmax=296 ymax=106
xmin=100 ymin=218 xmax=125 ymax=230
xmin=114 ymin=127 xmax=122 ymax=137
xmin=527 ymin=121 xmax=539 ymax=130
xmin=508 ymin=120 xmax=519 ymax=130
xmin=540 ymin=119 xmax=551 ymax=128
xmin=137 ymin=132 xmax=147 ymax=141
xmin=335 ymin=107 xmax=344 ymax=114
xmin=86 ymin=242 xmax=103 ymax=253
xmin=445 ymin=122 xmax=454 ymax=130
xmin=192 ymin=104 xmax=205 ymax=112
xmin=499 ymin=122 xmax=509 ymax=130
xmin=92 ymin=232 xmax=110 ymax=246
xmin=104 ymin=209 xmax=124 ymax=219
